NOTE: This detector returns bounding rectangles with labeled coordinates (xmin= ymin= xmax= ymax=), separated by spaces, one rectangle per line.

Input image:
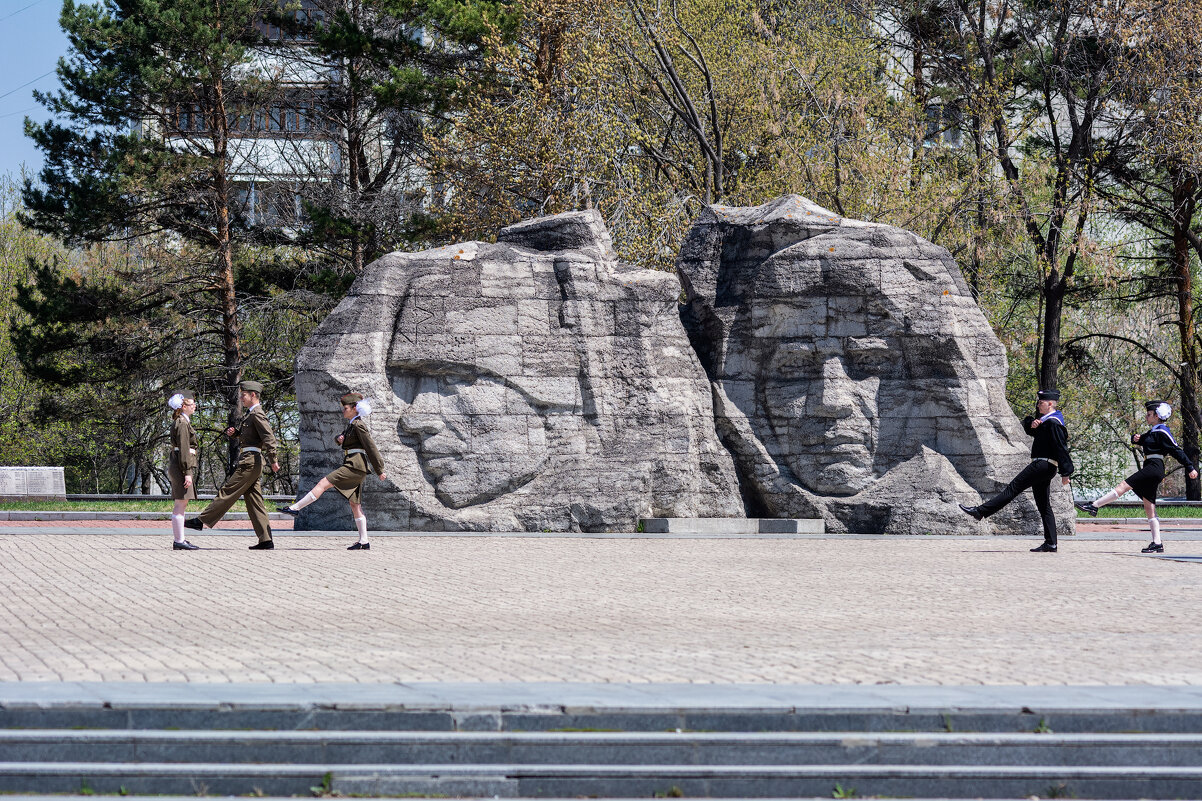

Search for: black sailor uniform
xmin=977 ymin=411 xmax=1074 ymax=544
xmin=1126 ymin=423 xmax=1193 ymax=503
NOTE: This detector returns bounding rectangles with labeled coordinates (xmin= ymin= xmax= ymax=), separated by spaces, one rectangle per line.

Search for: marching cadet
xmin=959 ymin=389 xmax=1074 ymax=552
xmin=278 ymin=392 xmax=387 ymax=550
xmin=1076 ymin=400 xmax=1198 ymax=553
xmin=167 ymin=389 xmax=200 ymax=550
xmin=185 ymin=380 xmax=280 ymax=549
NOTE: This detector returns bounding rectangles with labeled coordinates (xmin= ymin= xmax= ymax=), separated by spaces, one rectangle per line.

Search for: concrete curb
xmin=0 ymin=512 xmax=288 ymax=522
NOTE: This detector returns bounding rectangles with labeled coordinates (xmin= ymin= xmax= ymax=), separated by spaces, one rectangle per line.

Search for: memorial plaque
xmin=0 ymin=467 xmax=68 ymax=500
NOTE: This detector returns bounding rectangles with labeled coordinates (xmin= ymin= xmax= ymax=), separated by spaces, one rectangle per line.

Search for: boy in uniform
xmin=185 ymin=380 xmax=281 ymax=549
xmin=959 ymin=389 xmax=1073 ymax=552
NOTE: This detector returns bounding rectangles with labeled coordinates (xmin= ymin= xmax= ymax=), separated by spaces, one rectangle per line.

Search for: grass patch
xmin=1076 ymin=505 xmax=1202 ymax=518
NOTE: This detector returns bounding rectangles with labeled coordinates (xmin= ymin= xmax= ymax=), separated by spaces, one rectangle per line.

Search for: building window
xmin=923 ymin=103 xmax=962 ymax=148
xmin=254 ymin=0 xmax=326 ymax=42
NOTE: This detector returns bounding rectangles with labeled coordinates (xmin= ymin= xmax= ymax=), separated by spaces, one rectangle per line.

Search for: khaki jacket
xmin=233 ymin=404 xmax=278 ymax=465
xmin=171 ymin=415 xmax=198 ymax=477
xmin=340 ymin=417 xmax=385 ymax=474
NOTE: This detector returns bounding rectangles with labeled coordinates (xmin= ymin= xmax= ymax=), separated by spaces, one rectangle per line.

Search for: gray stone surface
xmin=295 ymin=210 xmax=742 ymax=532
xmin=640 ymin=518 xmax=824 ymax=534
xmin=678 ymin=195 xmax=1075 ymax=537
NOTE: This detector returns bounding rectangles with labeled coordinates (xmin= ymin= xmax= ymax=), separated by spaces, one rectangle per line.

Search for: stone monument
xmin=294 ymin=210 xmax=743 ymax=531
xmin=677 ymin=194 xmax=1074 ymax=537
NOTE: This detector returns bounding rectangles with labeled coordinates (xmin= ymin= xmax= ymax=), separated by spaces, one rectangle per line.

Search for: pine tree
xmin=21 ymin=0 xmax=272 ymax=445
xmin=259 ymin=0 xmax=521 ymax=273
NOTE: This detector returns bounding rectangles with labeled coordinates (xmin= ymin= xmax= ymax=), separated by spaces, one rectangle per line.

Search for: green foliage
xmin=22 ymin=0 xmax=267 ymax=246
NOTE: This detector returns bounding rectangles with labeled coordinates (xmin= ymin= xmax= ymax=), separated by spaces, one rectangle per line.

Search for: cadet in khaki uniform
xmin=279 ymin=392 xmax=387 ymax=550
xmin=167 ymin=389 xmax=201 ymax=550
xmin=185 ymin=380 xmax=280 ymax=549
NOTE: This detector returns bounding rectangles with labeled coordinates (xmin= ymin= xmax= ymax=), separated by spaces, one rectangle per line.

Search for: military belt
xmin=1033 ymin=457 xmax=1058 ymax=467
xmin=1145 ymin=454 xmax=1164 ymax=461
xmin=241 ymin=447 xmax=262 ymax=454
xmin=346 ymin=449 xmax=367 ymax=455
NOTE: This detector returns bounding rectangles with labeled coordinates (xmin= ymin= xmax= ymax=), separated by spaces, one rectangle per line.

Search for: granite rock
xmin=294 ymin=210 xmax=743 ymax=531
xmin=678 ymin=195 xmax=1075 ymax=537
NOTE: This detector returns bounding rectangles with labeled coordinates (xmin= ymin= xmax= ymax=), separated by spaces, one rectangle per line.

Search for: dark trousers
xmin=978 ymin=460 xmax=1058 ymax=544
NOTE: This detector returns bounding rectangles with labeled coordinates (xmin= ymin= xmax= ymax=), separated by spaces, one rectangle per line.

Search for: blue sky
xmin=0 ymin=0 xmax=69 ymax=182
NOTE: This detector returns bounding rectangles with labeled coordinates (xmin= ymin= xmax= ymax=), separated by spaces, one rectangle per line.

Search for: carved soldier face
xmin=395 ymin=370 xmax=550 ymax=509
xmin=754 ymin=294 xmax=902 ymax=496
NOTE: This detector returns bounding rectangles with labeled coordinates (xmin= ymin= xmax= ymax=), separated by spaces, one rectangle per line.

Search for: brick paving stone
xmin=0 ymin=532 xmax=1199 ymax=684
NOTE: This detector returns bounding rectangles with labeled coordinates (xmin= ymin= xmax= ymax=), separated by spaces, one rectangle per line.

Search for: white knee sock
xmin=1150 ymin=517 xmax=1161 ymax=544
xmin=171 ymin=514 xmax=185 ymax=543
xmin=1094 ymin=489 xmax=1122 ymax=508
xmin=290 ymin=491 xmax=319 ymax=511
xmin=355 ymin=516 xmax=368 ymax=544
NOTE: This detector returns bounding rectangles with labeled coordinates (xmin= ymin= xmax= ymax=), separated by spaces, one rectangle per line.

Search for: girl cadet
xmin=167 ymin=390 xmax=201 ymax=550
xmin=1076 ymin=400 xmax=1199 ymax=553
xmin=279 ymin=392 xmax=387 ymax=550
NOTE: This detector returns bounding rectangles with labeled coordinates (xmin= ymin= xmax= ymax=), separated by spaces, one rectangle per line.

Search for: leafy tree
xmin=1077 ymin=0 xmax=1202 ymax=497
xmin=21 ymin=0 xmax=275 ymax=444
xmin=255 ymin=0 xmax=521 ymax=274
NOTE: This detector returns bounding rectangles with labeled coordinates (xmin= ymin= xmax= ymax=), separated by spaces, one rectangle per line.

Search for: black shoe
xmin=249 ymin=540 xmax=274 ymax=550
xmin=959 ymin=503 xmax=984 ymax=521
xmin=1141 ymin=541 xmax=1164 ymax=553
xmin=276 ymin=504 xmax=298 ymax=516
xmin=1030 ymin=542 xmax=1058 ymax=552
xmin=183 ymin=517 xmax=203 ymax=530
xmin=1074 ymin=501 xmax=1099 ymax=517
xmin=347 ymin=542 xmax=370 ymax=550
xmin=173 ymin=540 xmax=200 ymax=550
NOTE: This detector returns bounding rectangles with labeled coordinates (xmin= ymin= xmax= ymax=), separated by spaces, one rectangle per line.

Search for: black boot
xmin=1074 ymin=501 xmax=1099 ymax=517
xmin=183 ymin=517 xmax=203 ymax=530
xmin=958 ymin=503 xmax=983 ymax=521
xmin=249 ymin=540 xmax=274 ymax=550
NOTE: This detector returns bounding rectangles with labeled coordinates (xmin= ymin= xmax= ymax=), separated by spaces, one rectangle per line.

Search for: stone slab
xmin=0 ymin=467 xmax=66 ymax=500
xmin=641 ymin=518 xmax=825 ymax=534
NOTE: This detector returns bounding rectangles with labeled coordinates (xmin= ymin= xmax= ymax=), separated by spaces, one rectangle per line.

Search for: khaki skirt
xmin=326 ymin=463 xmax=368 ymax=503
xmin=169 ymin=454 xmax=199 ymax=501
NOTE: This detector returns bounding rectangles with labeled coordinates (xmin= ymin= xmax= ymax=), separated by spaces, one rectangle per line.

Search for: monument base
xmin=641 ymin=518 xmax=825 ymax=535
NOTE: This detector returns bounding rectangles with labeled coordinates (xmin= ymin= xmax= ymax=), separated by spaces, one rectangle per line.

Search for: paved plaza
xmin=1 ymin=527 xmax=1200 ymax=686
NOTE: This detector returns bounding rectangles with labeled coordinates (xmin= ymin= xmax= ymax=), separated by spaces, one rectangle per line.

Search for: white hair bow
xmin=168 ymin=393 xmax=185 ymax=410
xmin=356 ymin=397 xmax=373 ymax=417
xmin=1157 ymin=402 xmax=1172 ymax=421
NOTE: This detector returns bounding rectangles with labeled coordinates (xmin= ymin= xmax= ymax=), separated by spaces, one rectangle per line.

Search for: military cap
xmin=239 ymin=380 xmax=264 ymax=394
xmin=1146 ymin=399 xmax=1171 ymax=420
xmin=166 ymin=389 xmax=195 ymax=409
xmin=1037 ymin=389 xmax=1060 ymax=401
xmin=340 ymin=392 xmax=364 ymax=406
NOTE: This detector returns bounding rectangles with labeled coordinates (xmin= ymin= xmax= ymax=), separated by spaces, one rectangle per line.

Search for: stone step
xmin=2 ymin=730 xmax=1202 ymax=767
xmin=7 ymin=703 xmax=1202 ymax=734
xmin=2 ymin=760 xmax=1201 ymax=798
xmin=639 ymin=518 xmax=824 ymax=535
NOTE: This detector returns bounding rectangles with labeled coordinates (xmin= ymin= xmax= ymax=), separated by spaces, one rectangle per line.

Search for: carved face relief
xmin=395 ymin=370 xmax=549 ymax=509
xmin=757 ymin=296 xmax=901 ymax=496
